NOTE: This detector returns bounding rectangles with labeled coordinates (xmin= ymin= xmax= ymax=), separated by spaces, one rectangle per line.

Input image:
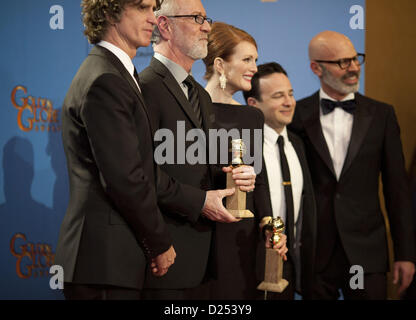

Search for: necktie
xmin=133 ymin=67 xmax=141 ymax=92
xmin=183 ymin=75 xmax=203 ymax=127
xmin=133 ymin=67 xmax=140 ymax=83
xmin=277 ymin=135 xmax=295 ymax=252
xmin=321 ymin=98 xmax=356 ymax=115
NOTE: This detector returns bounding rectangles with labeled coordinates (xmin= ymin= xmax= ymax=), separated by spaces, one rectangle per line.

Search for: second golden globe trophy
xmin=226 ymin=139 xmax=254 ymax=218
xmin=257 ymin=217 xmax=289 ymax=294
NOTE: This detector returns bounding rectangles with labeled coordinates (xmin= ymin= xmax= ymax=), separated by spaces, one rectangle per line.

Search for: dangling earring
xmin=219 ymin=72 xmax=227 ymax=90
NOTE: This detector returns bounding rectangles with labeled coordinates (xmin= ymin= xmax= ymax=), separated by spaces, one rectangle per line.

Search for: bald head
xmin=309 ymin=31 xmax=356 ymax=61
xmin=308 ymin=31 xmax=361 ymax=100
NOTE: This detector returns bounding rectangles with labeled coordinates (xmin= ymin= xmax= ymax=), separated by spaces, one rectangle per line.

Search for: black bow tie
xmin=321 ymin=98 xmax=356 ymax=115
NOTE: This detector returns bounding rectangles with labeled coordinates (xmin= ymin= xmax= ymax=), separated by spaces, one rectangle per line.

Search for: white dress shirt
xmin=97 ymin=41 xmax=141 ymax=92
xmin=263 ymin=124 xmax=303 ymax=236
xmin=154 ymin=52 xmax=190 ymax=98
xmin=319 ymin=88 xmax=355 ymax=180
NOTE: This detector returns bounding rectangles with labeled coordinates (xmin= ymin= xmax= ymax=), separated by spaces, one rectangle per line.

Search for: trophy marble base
xmin=257 ymin=279 xmax=289 ymax=293
xmin=257 ymin=248 xmax=288 ymax=293
xmin=226 ymin=172 xmax=254 ymax=218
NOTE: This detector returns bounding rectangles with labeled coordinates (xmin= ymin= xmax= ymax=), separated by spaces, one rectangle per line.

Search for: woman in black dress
xmin=202 ymin=22 xmax=287 ymax=299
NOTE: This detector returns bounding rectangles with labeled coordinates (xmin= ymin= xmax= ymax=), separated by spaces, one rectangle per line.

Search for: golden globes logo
xmin=11 ymin=85 xmax=60 ymax=133
xmin=10 ymin=233 xmax=55 ymax=279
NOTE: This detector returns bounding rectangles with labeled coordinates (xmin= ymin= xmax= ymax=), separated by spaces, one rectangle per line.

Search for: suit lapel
xmin=287 ymin=132 xmax=306 ymax=228
xmin=150 ymin=58 xmax=203 ymax=129
xmin=196 ymin=84 xmax=214 ymax=132
xmin=339 ymin=93 xmax=374 ymax=179
xmin=300 ymin=92 xmax=337 ymax=177
xmin=91 ymin=46 xmax=154 ymax=132
xmin=260 ymin=159 xmax=274 ymax=218
xmin=288 ymin=132 xmax=308 ymax=195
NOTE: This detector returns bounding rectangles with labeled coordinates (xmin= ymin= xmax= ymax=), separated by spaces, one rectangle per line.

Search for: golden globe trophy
xmin=225 ymin=139 xmax=254 ymax=218
xmin=257 ymin=216 xmax=289 ymax=295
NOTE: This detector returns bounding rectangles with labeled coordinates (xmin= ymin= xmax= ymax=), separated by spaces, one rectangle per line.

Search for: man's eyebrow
xmin=189 ymin=11 xmax=206 ymax=16
xmin=340 ymin=54 xmax=358 ymax=60
xmin=271 ymin=89 xmax=293 ymax=95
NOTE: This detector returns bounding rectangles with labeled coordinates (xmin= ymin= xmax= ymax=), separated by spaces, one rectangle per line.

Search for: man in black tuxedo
xmin=139 ymin=0 xmax=256 ymax=299
xmin=245 ymin=63 xmax=317 ymax=299
xmin=55 ymin=0 xmax=241 ymax=300
xmin=290 ymin=30 xmax=416 ymax=299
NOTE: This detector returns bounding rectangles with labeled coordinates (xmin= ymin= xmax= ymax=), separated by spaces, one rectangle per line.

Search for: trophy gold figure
xmin=226 ymin=139 xmax=254 ymax=218
xmin=257 ymin=216 xmax=289 ymax=294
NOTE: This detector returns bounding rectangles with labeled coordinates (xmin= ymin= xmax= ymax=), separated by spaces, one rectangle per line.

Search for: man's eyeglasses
xmin=166 ymin=15 xmax=213 ymax=25
xmin=315 ymin=53 xmax=365 ymax=70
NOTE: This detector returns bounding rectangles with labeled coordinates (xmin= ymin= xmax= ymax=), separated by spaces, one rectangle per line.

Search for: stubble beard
xmin=171 ymin=22 xmax=208 ymax=61
xmin=187 ymin=40 xmax=208 ymax=60
xmin=321 ymin=65 xmax=360 ymax=95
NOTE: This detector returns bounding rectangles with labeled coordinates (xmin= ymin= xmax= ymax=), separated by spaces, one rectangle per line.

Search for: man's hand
xmin=393 ymin=261 xmax=415 ymax=295
xmin=265 ymin=232 xmax=288 ymax=261
xmin=150 ymin=245 xmax=176 ymax=277
xmin=223 ymin=165 xmax=256 ymax=192
xmin=202 ymin=189 xmax=241 ymax=223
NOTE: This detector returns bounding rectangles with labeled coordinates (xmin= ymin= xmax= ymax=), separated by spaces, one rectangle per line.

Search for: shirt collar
xmin=154 ymin=52 xmax=189 ymax=84
xmin=319 ymin=88 xmax=355 ymax=102
xmin=264 ymin=123 xmax=289 ymax=145
xmin=97 ymin=41 xmax=135 ymax=77
xmin=154 ymin=52 xmax=189 ymax=85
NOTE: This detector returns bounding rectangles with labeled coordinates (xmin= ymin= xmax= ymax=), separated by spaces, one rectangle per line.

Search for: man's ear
xmin=157 ymin=16 xmax=171 ymax=40
xmin=310 ymin=61 xmax=322 ymax=77
xmin=247 ymin=97 xmax=257 ymax=107
xmin=214 ymin=57 xmax=225 ymax=75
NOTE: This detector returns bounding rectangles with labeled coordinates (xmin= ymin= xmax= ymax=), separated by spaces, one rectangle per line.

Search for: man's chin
xmin=345 ymin=83 xmax=360 ymax=94
xmin=188 ymin=46 xmax=208 ymax=60
xmin=326 ymin=80 xmax=360 ymax=95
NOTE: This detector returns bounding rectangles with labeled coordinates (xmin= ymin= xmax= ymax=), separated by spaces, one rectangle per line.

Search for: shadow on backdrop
xmin=46 ymin=108 xmax=69 ymax=231
xmin=0 ymin=136 xmax=65 ymax=299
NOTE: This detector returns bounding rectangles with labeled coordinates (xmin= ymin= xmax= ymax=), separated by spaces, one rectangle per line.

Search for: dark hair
xmin=81 ymin=0 xmax=162 ymax=44
xmin=203 ymin=22 xmax=257 ymax=80
xmin=243 ymin=62 xmax=288 ymax=103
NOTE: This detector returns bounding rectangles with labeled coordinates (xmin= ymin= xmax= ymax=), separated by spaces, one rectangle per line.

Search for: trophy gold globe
xmin=257 ymin=217 xmax=289 ymax=294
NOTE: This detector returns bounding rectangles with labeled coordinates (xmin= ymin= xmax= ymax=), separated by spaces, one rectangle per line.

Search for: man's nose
xmin=201 ymin=20 xmax=211 ymax=33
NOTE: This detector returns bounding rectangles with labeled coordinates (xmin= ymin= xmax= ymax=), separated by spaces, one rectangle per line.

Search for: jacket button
xmin=335 ymin=193 xmax=341 ymax=199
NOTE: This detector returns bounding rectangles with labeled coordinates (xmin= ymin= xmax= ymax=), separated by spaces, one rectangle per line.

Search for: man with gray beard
xmin=139 ymin=0 xmax=256 ymax=299
xmin=290 ymin=30 xmax=415 ymax=299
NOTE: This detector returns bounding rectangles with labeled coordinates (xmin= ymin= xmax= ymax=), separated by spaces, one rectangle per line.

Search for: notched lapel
xmin=151 ymin=58 xmax=203 ymax=129
xmin=300 ymin=93 xmax=336 ymax=177
xmin=340 ymin=94 xmax=374 ymax=179
xmin=93 ymin=46 xmax=146 ymax=106
xmin=92 ymin=46 xmax=152 ymax=131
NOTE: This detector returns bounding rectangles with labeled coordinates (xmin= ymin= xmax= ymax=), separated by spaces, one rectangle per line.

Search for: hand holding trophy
xmin=225 ymin=139 xmax=254 ymax=218
xmin=257 ymin=216 xmax=289 ymax=296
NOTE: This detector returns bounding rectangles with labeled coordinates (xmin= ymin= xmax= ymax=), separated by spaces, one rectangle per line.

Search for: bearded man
xmin=290 ymin=30 xmax=415 ymax=300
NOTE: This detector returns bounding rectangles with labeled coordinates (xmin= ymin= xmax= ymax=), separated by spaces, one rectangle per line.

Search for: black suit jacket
xmin=255 ymin=130 xmax=317 ymax=298
xmin=139 ymin=57 xmax=216 ymax=289
xmin=55 ymin=46 xmax=203 ymax=289
xmin=290 ymin=91 xmax=416 ymax=274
